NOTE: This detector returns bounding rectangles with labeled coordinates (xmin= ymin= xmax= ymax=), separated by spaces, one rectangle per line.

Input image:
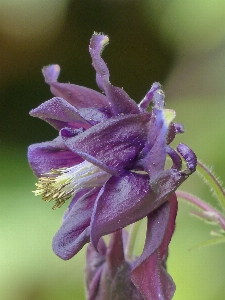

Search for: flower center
xmin=34 ymin=161 xmax=111 ymax=209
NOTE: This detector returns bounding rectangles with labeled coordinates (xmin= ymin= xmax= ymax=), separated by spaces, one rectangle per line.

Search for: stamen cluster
xmin=34 ymin=161 xmax=111 ymax=209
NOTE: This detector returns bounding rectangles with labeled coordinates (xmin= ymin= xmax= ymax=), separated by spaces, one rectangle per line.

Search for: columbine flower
xmin=28 ymin=32 xmax=196 ymax=271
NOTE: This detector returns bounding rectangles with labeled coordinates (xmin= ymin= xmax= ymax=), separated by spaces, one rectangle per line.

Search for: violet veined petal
xmin=29 ymin=97 xmax=91 ymax=130
xmin=133 ymin=194 xmax=177 ymax=267
xmin=53 ymin=226 xmax=90 ymax=260
xmin=90 ymin=172 xmax=152 ymax=249
xmin=52 ymin=188 xmax=100 ymax=260
xmin=63 ymin=188 xmax=97 ymax=221
xmin=90 ymin=169 xmax=186 ymax=250
xmin=147 ymin=145 xmax=196 ymax=204
xmin=42 ymin=65 xmax=110 ymax=110
xmin=28 ymin=136 xmax=83 ymax=177
xmin=150 ymin=169 xmax=185 ymax=206
xmin=89 ymin=33 xmax=139 ymax=115
xmin=133 ymin=201 xmax=171 ymax=267
xmin=62 ymin=113 xmax=150 ymax=174
xmin=131 ymin=195 xmax=177 ymax=300
xmin=78 ymin=107 xmax=113 ymax=125
xmin=141 ymin=108 xmax=175 ymax=182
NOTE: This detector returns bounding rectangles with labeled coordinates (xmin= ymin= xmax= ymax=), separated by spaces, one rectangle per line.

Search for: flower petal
xmin=177 ymin=143 xmax=197 ymax=174
xmin=87 ymin=266 xmax=104 ymax=300
xmin=30 ymin=97 xmax=91 ymax=130
xmin=86 ymin=238 xmax=106 ymax=291
xmin=166 ymin=123 xmax=176 ymax=145
xmin=105 ymin=230 xmax=125 ymax=278
xmin=62 ymin=113 xmax=150 ymax=174
xmin=138 ymin=82 xmax=162 ymax=112
xmin=159 ymin=195 xmax=178 ymax=262
xmin=52 ymin=188 xmax=100 ymax=260
xmin=28 ymin=136 xmax=83 ymax=177
xmin=78 ymin=107 xmax=113 ymax=125
xmin=133 ymin=194 xmax=177 ymax=267
xmin=63 ymin=188 xmax=97 ymax=221
xmin=90 ymin=172 xmax=151 ymax=249
xmin=89 ymin=33 xmax=140 ymax=115
xmin=42 ymin=64 xmax=110 ymax=110
xmin=166 ymin=146 xmax=182 ymax=171
xmin=42 ymin=64 xmax=60 ymax=82
xmin=166 ymin=122 xmax=184 ymax=145
xmin=90 ymin=167 xmax=188 ymax=250
xmin=131 ymin=194 xmax=177 ymax=300
xmin=150 ymin=169 xmax=186 ymax=205
xmin=152 ymin=89 xmax=165 ymax=110
xmin=141 ymin=108 xmax=175 ymax=182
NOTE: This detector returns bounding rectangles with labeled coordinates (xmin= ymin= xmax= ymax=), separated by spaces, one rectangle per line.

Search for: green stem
xmin=197 ymin=160 xmax=225 ymax=211
xmin=176 ymin=190 xmax=225 ymax=230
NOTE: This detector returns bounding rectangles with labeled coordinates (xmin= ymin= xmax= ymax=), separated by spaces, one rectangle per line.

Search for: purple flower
xmin=28 ymin=33 xmax=196 ymax=275
xmin=86 ymin=195 xmax=177 ymax=300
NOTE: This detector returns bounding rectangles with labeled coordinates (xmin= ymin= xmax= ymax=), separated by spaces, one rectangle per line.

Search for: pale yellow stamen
xmin=33 ymin=161 xmax=111 ymax=210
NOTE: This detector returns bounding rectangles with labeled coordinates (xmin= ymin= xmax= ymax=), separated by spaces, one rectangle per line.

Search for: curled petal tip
xmin=166 ymin=146 xmax=182 ymax=171
xmin=177 ymin=143 xmax=197 ymax=174
xmin=139 ymin=82 xmax=162 ymax=111
xmin=42 ymin=64 xmax=60 ymax=83
xmin=90 ymin=33 xmax=109 ymax=53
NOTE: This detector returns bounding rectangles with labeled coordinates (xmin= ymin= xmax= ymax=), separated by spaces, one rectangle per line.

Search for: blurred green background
xmin=1 ymin=0 xmax=225 ymax=299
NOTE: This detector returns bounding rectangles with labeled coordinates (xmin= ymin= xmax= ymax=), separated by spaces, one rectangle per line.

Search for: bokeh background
xmin=1 ymin=0 xmax=225 ymax=299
